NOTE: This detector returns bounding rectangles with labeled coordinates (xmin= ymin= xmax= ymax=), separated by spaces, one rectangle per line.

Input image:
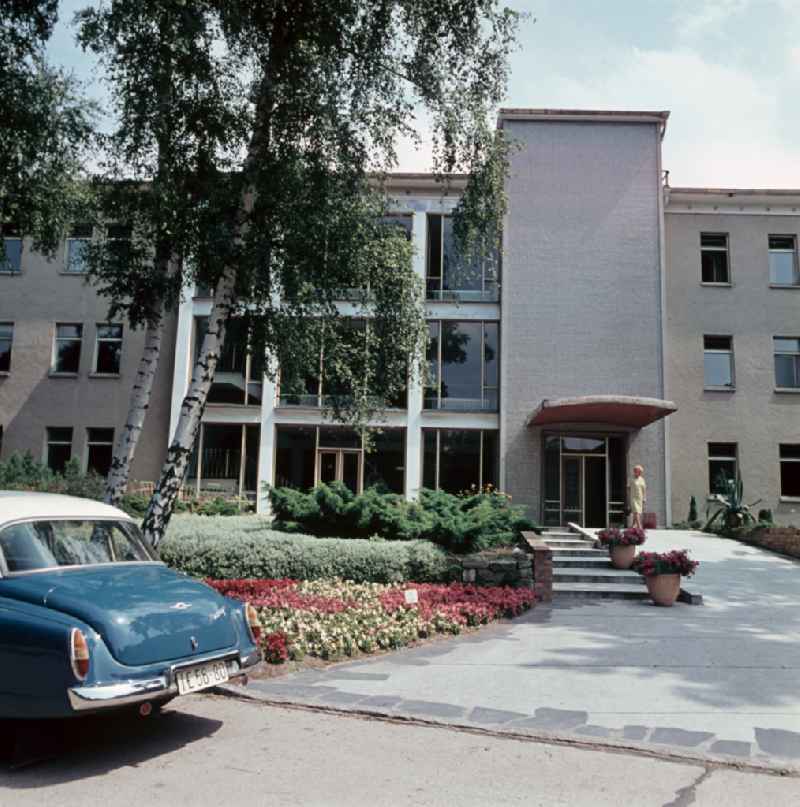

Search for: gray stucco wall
xmin=500 ymin=119 xmax=667 ymax=523
xmin=0 ymin=240 xmax=176 ymax=483
xmin=665 ymin=212 xmax=800 ymax=525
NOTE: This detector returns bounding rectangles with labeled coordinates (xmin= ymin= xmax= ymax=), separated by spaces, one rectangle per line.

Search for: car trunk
xmin=0 ymin=564 xmax=238 ymax=666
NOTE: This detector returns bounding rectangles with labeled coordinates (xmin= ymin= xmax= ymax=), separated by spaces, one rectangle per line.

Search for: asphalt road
xmin=1 ymin=694 xmax=796 ymax=806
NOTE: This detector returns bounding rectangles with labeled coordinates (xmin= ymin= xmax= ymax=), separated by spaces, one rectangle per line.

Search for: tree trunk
xmin=141 ymin=267 xmax=237 ymax=546
xmin=104 ymin=309 xmax=165 ymax=506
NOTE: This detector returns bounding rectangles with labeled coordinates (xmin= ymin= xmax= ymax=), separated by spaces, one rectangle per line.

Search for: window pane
xmin=47 ymin=427 xmax=72 ymax=443
xmin=441 ymin=321 xmax=482 ymax=409
xmin=704 ymin=353 xmax=733 ymax=386
xmin=775 ymin=355 xmax=799 ymax=387
xmin=0 ymin=323 xmax=11 ymax=372
xmin=544 ymin=436 xmax=561 ymax=501
xmin=424 ymin=321 xmax=439 ymax=409
xmin=709 ymin=459 xmax=736 ymax=493
xmin=484 ymin=323 xmax=498 ymax=388
xmin=701 ymin=250 xmax=728 ymax=283
xmin=442 ymin=217 xmax=482 ymax=293
xmin=438 ymin=429 xmax=481 ymax=494
xmin=708 ymin=443 xmax=737 ymax=458
xmin=87 ymin=444 xmax=113 ymax=476
xmin=66 ymin=239 xmax=89 ymax=273
xmin=200 ymin=424 xmax=242 ymax=493
xmin=1 ymin=239 xmax=22 ymax=272
xmin=88 ymin=428 xmax=114 ymax=443
xmin=57 ymin=324 xmax=82 ymax=340
xmin=701 ymin=233 xmax=727 ymax=248
xmin=562 ymin=436 xmax=605 ymax=453
xmin=704 ymin=335 xmax=731 ymax=351
xmin=769 ymin=251 xmax=799 ymax=285
xmin=380 ymin=215 xmax=412 ymax=241
xmin=426 ymin=215 xmax=442 ymax=297
xmin=608 ymin=436 xmax=626 ymax=503
xmin=55 ymin=339 xmax=81 ymax=373
xmin=96 ymin=340 xmax=122 ymax=374
xmin=481 ymin=431 xmax=498 ymax=489
xmin=769 ymin=235 xmax=795 ymax=250
xmin=364 ymin=429 xmax=405 ymax=494
xmin=97 ymin=324 xmax=122 ymax=340
xmin=780 ymin=461 xmax=800 ymax=497
xmin=422 ymin=430 xmax=437 ymax=489
xmin=275 ymin=425 xmax=316 ymax=490
xmin=46 ymin=428 xmax=72 ymax=473
xmin=780 ymin=444 xmax=800 ymax=460
xmin=244 ymin=425 xmax=260 ymax=494
xmin=318 ymin=427 xmax=360 ymax=449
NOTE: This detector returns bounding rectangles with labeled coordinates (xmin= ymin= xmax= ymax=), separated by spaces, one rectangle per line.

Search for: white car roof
xmin=0 ymin=491 xmax=134 ymax=527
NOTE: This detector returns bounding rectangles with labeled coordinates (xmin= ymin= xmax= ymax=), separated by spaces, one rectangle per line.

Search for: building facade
xmin=1 ymin=109 xmax=799 ymax=526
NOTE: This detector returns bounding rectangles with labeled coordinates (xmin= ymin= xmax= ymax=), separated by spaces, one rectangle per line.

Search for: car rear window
xmin=0 ymin=520 xmax=154 ymax=573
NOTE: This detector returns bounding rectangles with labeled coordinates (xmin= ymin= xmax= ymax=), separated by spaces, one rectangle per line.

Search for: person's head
xmin=633 ymin=465 xmax=644 ymax=478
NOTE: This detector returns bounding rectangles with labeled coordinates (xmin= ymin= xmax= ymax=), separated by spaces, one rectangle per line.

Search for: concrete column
xmin=168 ymin=286 xmax=196 ymax=442
xmin=257 ymin=367 xmax=278 ymax=515
xmin=405 ymin=210 xmax=428 ymax=500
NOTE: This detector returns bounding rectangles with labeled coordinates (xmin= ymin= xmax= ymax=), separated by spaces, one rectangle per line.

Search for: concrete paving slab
xmin=230 ymin=529 xmax=800 ymax=768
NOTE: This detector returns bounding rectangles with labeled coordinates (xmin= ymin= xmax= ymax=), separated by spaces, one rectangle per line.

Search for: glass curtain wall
xmin=187 ymin=423 xmax=261 ymax=499
xmin=422 ymin=429 xmax=498 ymax=494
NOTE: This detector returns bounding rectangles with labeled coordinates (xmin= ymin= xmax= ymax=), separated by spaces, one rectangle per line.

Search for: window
xmin=708 ymin=443 xmax=737 ymax=494
xmin=426 ymin=214 xmax=499 ymax=301
xmin=703 ymin=335 xmax=734 ymax=388
xmin=65 ymin=224 xmax=92 ymax=273
xmin=768 ymin=235 xmax=799 ymax=286
xmin=425 ymin=320 xmax=499 ymax=411
xmin=195 ymin=317 xmax=263 ymax=406
xmin=53 ymin=324 xmax=82 ymax=374
xmin=46 ymin=427 xmax=73 ymax=473
xmin=422 ymin=429 xmax=498 ymax=494
xmin=187 ymin=423 xmax=261 ymax=499
xmin=700 ymin=233 xmax=729 ymax=283
xmin=86 ymin=428 xmax=114 ymax=476
xmin=780 ymin=444 xmax=800 ymax=498
xmin=0 ymin=323 xmax=12 ymax=372
xmin=774 ymin=337 xmax=800 ymax=389
xmin=94 ymin=324 xmax=123 ymax=375
xmin=1 ymin=225 xmax=22 ymax=273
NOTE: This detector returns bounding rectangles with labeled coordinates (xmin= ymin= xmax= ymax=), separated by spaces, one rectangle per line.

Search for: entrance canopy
xmin=527 ymin=395 xmax=677 ymax=429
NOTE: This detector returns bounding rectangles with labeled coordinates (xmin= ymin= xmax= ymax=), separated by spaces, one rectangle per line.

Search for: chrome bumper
xmin=68 ymin=649 xmax=261 ymax=712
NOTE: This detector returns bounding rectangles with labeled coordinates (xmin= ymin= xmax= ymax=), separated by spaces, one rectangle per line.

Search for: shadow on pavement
xmin=0 ymin=704 xmax=222 ymax=786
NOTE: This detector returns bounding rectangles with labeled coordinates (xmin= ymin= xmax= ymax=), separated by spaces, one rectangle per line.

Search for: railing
xmin=423 ymin=397 xmax=498 ymax=412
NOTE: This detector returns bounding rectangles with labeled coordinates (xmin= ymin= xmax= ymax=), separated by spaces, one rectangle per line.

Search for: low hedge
xmin=159 ymin=515 xmax=457 ymax=583
xmin=268 ymin=483 xmax=538 ymax=554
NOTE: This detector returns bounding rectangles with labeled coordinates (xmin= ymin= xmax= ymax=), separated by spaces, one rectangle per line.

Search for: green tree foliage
xmin=0 ymin=1 xmax=95 ymax=255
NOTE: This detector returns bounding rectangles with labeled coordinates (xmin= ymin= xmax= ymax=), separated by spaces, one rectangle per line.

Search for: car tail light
xmin=70 ymin=628 xmax=90 ymax=681
xmin=245 ymin=603 xmax=262 ymax=643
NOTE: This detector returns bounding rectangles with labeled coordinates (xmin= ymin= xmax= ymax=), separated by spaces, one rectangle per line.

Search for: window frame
xmin=0 ymin=322 xmax=13 ymax=373
xmin=64 ymin=224 xmax=94 ymax=275
xmin=85 ymin=427 xmax=115 ymax=476
xmin=768 ymin=234 xmax=800 ymax=287
xmin=424 ymin=213 xmax=499 ymax=302
xmin=45 ymin=427 xmax=73 ymax=473
xmin=92 ymin=323 xmax=124 ymax=376
xmin=1 ymin=227 xmax=23 ymax=274
xmin=421 ymin=428 xmax=498 ymax=493
xmin=773 ymin=336 xmax=800 ymax=390
xmin=425 ymin=319 xmax=499 ymax=412
xmin=707 ymin=442 xmax=738 ymax=496
xmin=700 ymin=232 xmax=730 ymax=285
xmin=51 ymin=323 xmax=83 ymax=375
xmin=703 ymin=334 xmax=735 ymax=391
xmin=779 ymin=444 xmax=800 ymax=500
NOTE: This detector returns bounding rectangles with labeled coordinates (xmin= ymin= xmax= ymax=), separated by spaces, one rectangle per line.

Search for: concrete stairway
xmin=541 ymin=529 xmax=649 ymax=600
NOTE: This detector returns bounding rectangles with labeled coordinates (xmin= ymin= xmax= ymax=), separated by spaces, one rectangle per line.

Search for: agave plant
xmin=704 ymin=473 xmax=761 ymax=533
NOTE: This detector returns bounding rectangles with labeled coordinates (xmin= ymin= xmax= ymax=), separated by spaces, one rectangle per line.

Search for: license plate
xmin=175 ymin=660 xmax=229 ymax=695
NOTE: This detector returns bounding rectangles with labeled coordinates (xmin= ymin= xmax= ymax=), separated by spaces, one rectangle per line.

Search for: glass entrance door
xmin=316 ymin=449 xmax=362 ymax=493
xmin=561 ymin=456 xmax=583 ymax=525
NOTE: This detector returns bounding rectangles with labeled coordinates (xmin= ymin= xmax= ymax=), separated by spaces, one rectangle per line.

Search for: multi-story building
xmin=1 ymin=109 xmax=798 ymax=526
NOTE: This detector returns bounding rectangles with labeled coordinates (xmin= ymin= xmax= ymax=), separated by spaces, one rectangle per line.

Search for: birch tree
xmin=78 ymin=0 xmax=517 ymax=545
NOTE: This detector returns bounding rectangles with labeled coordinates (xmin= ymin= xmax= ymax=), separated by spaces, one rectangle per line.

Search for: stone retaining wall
xmin=459 ymin=549 xmax=534 ymax=590
xmin=748 ymin=526 xmax=800 ymax=560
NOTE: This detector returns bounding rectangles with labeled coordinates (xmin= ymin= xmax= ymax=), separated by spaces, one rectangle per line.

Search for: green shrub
xmin=0 ymin=452 xmax=105 ymax=499
xmin=159 ymin=515 xmax=456 ymax=583
xmin=267 ymin=482 xmax=538 ymax=554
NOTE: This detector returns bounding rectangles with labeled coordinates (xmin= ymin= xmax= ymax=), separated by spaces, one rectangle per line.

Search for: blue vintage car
xmin=0 ymin=491 xmax=261 ymax=719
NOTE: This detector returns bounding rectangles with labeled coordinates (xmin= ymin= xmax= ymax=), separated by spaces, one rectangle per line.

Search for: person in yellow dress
xmin=630 ymin=465 xmax=647 ymax=529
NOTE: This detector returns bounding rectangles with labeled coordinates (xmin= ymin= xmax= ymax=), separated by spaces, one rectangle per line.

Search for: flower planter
xmin=609 ymin=544 xmax=636 ymax=570
xmin=645 ymin=573 xmax=681 ymax=607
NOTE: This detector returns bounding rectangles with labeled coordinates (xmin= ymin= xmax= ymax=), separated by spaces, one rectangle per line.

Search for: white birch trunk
xmin=104 ymin=310 xmax=165 ymax=506
xmin=141 ymin=267 xmax=237 ymax=546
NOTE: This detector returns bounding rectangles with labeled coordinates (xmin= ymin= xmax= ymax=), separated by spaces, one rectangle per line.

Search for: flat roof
xmin=498 ymin=108 xmax=670 ymax=135
xmin=669 ymin=186 xmax=800 ymax=197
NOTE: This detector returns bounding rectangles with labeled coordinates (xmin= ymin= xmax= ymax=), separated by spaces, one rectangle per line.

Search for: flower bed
xmin=209 ymin=578 xmax=535 ymax=662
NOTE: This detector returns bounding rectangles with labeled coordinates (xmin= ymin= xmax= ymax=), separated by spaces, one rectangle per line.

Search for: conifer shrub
xmin=268 ymin=482 xmax=538 ymax=554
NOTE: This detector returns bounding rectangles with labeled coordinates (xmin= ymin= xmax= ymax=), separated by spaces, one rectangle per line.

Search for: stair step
xmin=550 ymin=548 xmax=608 ymax=558
xmin=553 ymin=556 xmax=613 ymax=568
xmin=554 ymin=568 xmax=646 ymax=585
xmin=544 ymin=538 xmax=596 ymax=548
xmin=553 ymin=583 xmax=650 ymax=600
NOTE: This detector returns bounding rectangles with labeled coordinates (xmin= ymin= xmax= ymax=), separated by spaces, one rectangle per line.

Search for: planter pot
xmin=645 ymin=573 xmax=681 ymax=607
xmin=609 ymin=544 xmax=636 ymax=570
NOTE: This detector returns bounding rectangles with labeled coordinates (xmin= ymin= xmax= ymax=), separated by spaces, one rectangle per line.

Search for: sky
xmin=49 ymin=0 xmax=800 ymax=188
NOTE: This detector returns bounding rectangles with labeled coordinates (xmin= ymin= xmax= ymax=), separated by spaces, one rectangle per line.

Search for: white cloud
xmin=673 ymin=0 xmax=751 ymax=40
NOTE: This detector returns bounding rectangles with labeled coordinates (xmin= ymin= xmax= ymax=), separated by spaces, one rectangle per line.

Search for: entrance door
xmin=561 ymin=456 xmax=583 ymax=525
xmin=584 ymin=456 xmax=607 ymax=528
xmin=317 ymin=449 xmax=362 ymax=493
